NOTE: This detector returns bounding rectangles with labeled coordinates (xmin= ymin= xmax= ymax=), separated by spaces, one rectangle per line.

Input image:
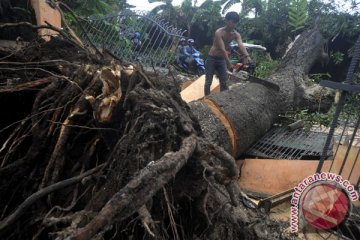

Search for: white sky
xmin=130 ymin=0 xmax=358 ymax=14
xmin=130 ymin=0 xmax=241 ymax=14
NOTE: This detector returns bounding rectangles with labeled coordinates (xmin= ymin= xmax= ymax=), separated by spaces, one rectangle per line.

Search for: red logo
xmin=301 ymin=183 xmax=350 ymax=230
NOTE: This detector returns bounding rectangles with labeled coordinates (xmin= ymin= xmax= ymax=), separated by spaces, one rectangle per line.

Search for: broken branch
xmin=0 ymin=76 xmax=55 ymax=93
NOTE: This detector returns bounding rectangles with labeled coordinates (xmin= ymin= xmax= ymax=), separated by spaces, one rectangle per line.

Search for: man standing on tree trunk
xmin=204 ymin=12 xmax=253 ymax=96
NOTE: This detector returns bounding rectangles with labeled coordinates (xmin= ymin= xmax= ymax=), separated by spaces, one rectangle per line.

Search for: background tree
xmin=307 ymin=0 xmax=360 ymax=39
xmin=148 ymin=0 xmax=180 ymax=27
xmin=232 ymin=0 xmax=359 ymax=58
xmin=236 ymin=0 xmax=292 ymax=57
xmin=306 ymin=0 xmax=360 ymax=81
xmin=179 ymin=0 xmax=223 ymax=40
xmin=178 ymin=0 xmax=197 ymax=37
xmin=240 ymin=0 xmax=265 ymax=18
xmin=62 ymin=0 xmax=130 ymax=16
xmin=221 ymin=0 xmax=242 ymax=14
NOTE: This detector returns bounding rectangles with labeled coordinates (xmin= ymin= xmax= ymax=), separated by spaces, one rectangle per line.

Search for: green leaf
xmin=288 ymin=0 xmax=308 ymax=33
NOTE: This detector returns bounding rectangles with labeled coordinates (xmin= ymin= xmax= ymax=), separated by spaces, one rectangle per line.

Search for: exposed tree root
xmin=71 ymin=135 xmax=197 ymax=240
xmin=138 ymin=205 xmax=157 ymax=238
xmin=0 ymin=164 xmax=104 ymax=233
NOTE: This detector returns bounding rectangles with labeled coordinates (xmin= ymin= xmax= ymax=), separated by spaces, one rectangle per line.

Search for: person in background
xmin=204 ymin=11 xmax=253 ymax=96
xmin=131 ymin=31 xmax=142 ymax=50
xmin=184 ymin=38 xmax=198 ymax=64
xmin=175 ymin=38 xmax=187 ymax=67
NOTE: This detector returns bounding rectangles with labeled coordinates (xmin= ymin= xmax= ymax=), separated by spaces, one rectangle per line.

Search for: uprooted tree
xmin=0 ymin=7 xmax=333 ymax=240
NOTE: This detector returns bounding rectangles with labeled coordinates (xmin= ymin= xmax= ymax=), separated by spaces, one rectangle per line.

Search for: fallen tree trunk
xmin=190 ymin=29 xmax=332 ymax=157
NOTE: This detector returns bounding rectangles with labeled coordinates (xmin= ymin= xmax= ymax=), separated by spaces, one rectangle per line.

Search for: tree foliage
xmin=62 ymin=0 xmax=129 ymax=16
xmin=221 ymin=0 xmax=241 ymax=14
xmin=178 ymin=0 xmax=197 ymax=36
xmin=288 ymin=0 xmax=308 ymax=33
xmin=58 ymin=0 xmax=360 ymax=76
xmin=236 ymin=0 xmax=292 ymax=57
xmin=148 ymin=0 xmax=181 ymax=27
xmin=241 ymin=0 xmax=265 ymax=17
xmin=227 ymin=0 xmax=360 ymax=58
xmin=307 ymin=0 xmax=360 ymax=39
xmin=182 ymin=0 xmax=223 ymax=38
xmin=148 ymin=0 xmax=223 ymax=42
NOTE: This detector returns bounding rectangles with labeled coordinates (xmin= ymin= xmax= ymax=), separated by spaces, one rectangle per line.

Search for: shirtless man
xmin=204 ymin=11 xmax=252 ymax=95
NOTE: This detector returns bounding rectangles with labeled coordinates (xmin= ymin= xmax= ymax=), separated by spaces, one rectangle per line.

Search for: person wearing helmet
xmin=131 ymin=31 xmax=142 ymax=50
xmin=176 ymin=38 xmax=186 ymax=67
xmin=184 ymin=38 xmax=200 ymax=65
xmin=204 ymin=12 xmax=253 ymax=95
xmin=184 ymin=39 xmax=196 ymax=57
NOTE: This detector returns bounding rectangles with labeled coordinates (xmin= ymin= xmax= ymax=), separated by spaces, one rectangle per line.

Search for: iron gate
xmin=312 ymin=35 xmax=360 ymax=240
xmin=78 ymin=10 xmax=186 ymax=68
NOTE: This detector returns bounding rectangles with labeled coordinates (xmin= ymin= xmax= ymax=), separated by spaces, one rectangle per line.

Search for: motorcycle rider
xmin=184 ymin=39 xmax=205 ymax=74
xmin=131 ymin=31 xmax=142 ymax=49
xmin=184 ymin=38 xmax=197 ymax=65
xmin=175 ymin=38 xmax=187 ymax=67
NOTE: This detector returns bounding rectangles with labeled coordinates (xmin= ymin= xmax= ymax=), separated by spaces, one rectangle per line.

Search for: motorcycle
xmin=190 ymin=51 xmax=205 ymax=75
xmin=175 ymin=51 xmax=205 ymax=76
